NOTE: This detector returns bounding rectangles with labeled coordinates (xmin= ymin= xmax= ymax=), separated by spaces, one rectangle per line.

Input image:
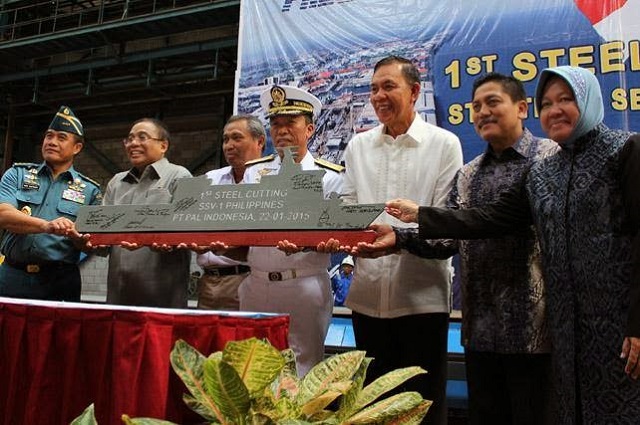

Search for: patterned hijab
xmin=535 ymin=66 xmax=604 ymax=145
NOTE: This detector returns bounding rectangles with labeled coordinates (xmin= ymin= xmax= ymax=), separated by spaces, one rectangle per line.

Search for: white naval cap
xmin=260 ymin=85 xmax=322 ymax=118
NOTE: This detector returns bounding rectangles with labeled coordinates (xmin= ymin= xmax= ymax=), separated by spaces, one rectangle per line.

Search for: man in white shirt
xmin=196 ymin=115 xmax=265 ymax=310
xmin=342 ymin=56 xmax=463 ymax=424
xmin=242 ymin=85 xmax=343 ymax=376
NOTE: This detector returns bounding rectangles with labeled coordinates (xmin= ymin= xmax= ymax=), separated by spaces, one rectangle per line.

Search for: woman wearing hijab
xmin=361 ymin=66 xmax=640 ymax=424
xmin=528 ymin=66 xmax=640 ymax=424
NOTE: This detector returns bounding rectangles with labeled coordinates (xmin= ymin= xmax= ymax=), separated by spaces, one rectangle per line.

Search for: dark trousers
xmin=0 ymin=262 xmax=81 ymax=301
xmin=352 ymin=311 xmax=449 ymax=425
xmin=465 ymin=350 xmax=553 ymax=425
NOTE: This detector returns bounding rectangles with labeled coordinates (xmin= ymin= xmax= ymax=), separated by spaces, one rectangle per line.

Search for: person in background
xmin=331 ymin=255 xmax=354 ymax=306
xmin=241 ymin=84 xmax=343 ymax=376
xmin=358 ymin=73 xmax=557 ymax=425
xmin=0 ymin=106 xmax=101 ymax=301
xmin=196 ymin=114 xmax=265 ymax=310
xmin=104 ymin=118 xmax=192 ymax=308
xmin=373 ymin=66 xmax=640 ymax=424
xmin=341 ymin=55 xmax=463 ymax=425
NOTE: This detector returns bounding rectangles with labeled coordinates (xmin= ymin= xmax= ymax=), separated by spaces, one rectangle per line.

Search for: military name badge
xmin=22 ymin=169 xmax=40 ymax=190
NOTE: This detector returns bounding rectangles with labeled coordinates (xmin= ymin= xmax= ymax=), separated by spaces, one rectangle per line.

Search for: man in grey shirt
xmin=103 ymin=118 xmax=192 ymax=308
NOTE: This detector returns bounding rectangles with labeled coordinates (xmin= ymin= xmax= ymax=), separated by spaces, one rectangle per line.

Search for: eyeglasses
xmin=122 ymin=132 xmax=164 ymax=145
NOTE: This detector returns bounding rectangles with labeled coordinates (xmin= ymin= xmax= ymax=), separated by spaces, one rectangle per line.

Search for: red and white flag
xmin=574 ymin=0 xmax=640 ymax=61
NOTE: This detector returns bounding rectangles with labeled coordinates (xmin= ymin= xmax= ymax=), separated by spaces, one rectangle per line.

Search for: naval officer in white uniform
xmin=242 ymin=85 xmax=343 ymax=376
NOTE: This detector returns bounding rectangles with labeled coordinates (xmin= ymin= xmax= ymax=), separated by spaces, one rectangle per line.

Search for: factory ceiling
xmin=0 ymin=0 xmax=241 ymax=130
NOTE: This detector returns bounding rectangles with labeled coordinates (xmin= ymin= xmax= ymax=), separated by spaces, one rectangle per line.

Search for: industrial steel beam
xmin=0 ymin=0 xmax=239 ymax=51
xmin=0 ymin=36 xmax=237 ymax=83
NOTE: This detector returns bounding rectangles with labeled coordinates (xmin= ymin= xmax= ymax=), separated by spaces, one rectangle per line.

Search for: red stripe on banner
xmin=573 ymin=0 xmax=627 ymax=24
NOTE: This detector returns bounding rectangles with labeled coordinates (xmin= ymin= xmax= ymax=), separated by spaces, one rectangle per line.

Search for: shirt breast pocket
xmin=146 ymin=188 xmax=172 ymax=203
xmin=15 ymin=190 xmax=44 ymax=208
xmin=57 ymin=198 xmax=81 ymax=219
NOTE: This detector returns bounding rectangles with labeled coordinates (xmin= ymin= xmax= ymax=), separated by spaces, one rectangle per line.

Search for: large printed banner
xmin=235 ymin=0 xmax=640 ymax=163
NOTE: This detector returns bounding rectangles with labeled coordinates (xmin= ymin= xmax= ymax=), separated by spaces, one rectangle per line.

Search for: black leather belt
xmin=3 ymin=258 xmax=76 ymax=274
xmin=203 ymin=265 xmax=250 ymax=277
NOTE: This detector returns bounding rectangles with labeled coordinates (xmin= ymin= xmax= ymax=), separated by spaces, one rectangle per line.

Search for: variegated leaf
xmin=250 ymin=412 xmax=277 ymax=425
xmin=182 ymin=394 xmax=218 ymax=422
xmin=343 ymin=392 xmax=424 ymax=424
xmin=337 ymin=357 xmax=372 ymax=420
xmin=280 ymin=348 xmax=299 ymax=378
xmin=301 ymin=380 xmax=352 ymax=417
xmin=203 ymin=357 xmax=251 ymax=423
xmin=223 ymin=338 xmax=285 ymax=397
xmin=252 ymin=394 xmax=278 ymax=419
xmin=383 ymin=400 xmax=431 ymax=425
xmin=120 ymin=415 xmax=178 ymax=424
xmin=70 ymin=404 xmax=97 ymax=425
xmin=306 ymin=409 xmax=338 ymax=423
xmin=273 ymin=374 xmax=301 ymax=400
xmin=354 ymin=367 xmax=426 ymax=411
xmin=298 ymin=351 xmax=366 ymax=404
xmin=169 ymin=340 xmax=223 ymax=422
xmin=209 ymin=351 xmax=223 ymax=361
xmin=252 ymin=396 xmax=295 ymax=424
xmin=272 ymin=396 xmax=301 ymax=420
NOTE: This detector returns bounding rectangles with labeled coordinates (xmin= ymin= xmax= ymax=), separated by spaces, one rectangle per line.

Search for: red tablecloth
xmin=0 ymin=298 xmax=289 ymax=425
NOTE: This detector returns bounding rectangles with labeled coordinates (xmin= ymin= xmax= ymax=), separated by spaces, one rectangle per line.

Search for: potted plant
xmin=72 ymin=337 xmax=431 ymax=424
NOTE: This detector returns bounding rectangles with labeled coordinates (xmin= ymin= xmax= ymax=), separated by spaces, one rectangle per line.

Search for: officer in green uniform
xmin=0 ymin=106 xmax=101 ymax=301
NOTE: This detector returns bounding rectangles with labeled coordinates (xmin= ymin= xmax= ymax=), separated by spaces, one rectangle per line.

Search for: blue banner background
xmin=237 ymin=0 xmax=640 ymax=162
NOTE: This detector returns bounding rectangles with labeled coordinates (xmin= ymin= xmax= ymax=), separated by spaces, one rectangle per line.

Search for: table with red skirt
xmin=0 ymin=297 xmax=289 ymax=425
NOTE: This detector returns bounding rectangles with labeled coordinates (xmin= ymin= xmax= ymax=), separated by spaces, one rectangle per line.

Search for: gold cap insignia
xmin=260 ymin=85 xmax=322 ymax=118
xmin=271 ymin=86 xmax=286 ymax=107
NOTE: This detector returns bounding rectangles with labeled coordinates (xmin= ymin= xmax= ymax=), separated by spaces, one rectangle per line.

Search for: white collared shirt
xmin=196 ymin=166 xmax=246 ymax=268
xmin=244 ymin=151 xmax=343 ymax=272
xmin=342 ymin=114 xmax=463 ymax=318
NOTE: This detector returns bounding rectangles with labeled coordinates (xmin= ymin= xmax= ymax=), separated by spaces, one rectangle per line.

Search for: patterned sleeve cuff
xmin=394 ymin=227 xmax=419 ymax=250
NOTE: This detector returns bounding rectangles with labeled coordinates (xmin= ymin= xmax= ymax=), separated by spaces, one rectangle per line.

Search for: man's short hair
xmin=225 ymin=114 xmax=266 ymax=140
xmin=132 ymin=117 xmax=171 ymax=142
xmin=373 ymin=55 xmax=421 ymax=86
xmin=472 ymin=73 xmax=527 ymax=103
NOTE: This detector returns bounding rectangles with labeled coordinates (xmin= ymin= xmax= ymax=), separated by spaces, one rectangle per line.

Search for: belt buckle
xmin=26 ymin=264 xmax=40 ymax=273
xmin=207 ymin=268 xmax=221 ymax=277
xmin=268 ymin=271 xmax=283 ymax=281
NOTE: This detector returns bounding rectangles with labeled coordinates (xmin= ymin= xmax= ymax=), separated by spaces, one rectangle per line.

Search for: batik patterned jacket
xmin=528 ymin=125 xmax=640 ymax=424
xmin=398 ymin=128 xmax=556 ymax=353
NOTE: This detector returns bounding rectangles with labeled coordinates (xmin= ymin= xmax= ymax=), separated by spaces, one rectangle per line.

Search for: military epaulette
xmin=245 ymin=154 xmax=276 ymax=166
xmin=13 ymin=162 xmax=38 ymax=168
xmin=314 ymin=158 xmax=344 ymax=173
xmin=77 ymin=172 xmax=100 ymax=188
